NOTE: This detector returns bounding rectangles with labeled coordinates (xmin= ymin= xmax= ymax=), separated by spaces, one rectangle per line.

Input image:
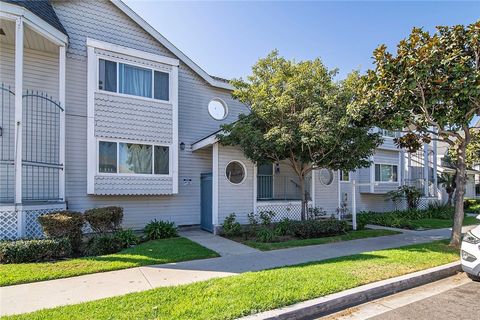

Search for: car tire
xmin=467 ymin=273 xmax=480 ymax=282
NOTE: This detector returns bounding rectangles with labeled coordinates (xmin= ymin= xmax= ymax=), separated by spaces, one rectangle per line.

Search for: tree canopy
xmin=348 ymin=21 xmax=480 ymax=247
xmin=219 ymin=51 xmax=381 ymax=219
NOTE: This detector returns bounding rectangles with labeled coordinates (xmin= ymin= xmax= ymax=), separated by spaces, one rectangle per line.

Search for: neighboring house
xmin=340 ymin=129 xmax=439 ymax=213
xmin=436 ymin=140 xmax=480 ymax=202
xmin=0 ymin=0 xmax=438 ymax=240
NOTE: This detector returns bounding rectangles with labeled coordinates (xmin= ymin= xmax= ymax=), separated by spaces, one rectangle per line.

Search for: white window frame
xmin=225 ymin=160 xmax=247 ymax=185
xmin=374 ymin=163 xmax=398 ymax=183
xmin=379 ymin=129 xmax=398 ymax=138
xmin=340 ymin=170 xmax=350 ymax=182
xmin=96 ymin=56 xmax=171 ymax=103
xmin=97 ymin=138 xmax=172 ymax=177
xmin=87 ymin=39 xmax=179 ymax=194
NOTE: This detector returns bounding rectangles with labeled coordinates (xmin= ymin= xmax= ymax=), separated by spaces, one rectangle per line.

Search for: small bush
xmin=464 ymin=198 xmax=480 ymax=210
xmin=222 ymin=213 xmax=242 ymax=237
xmin=256 ymin=227 xmax=276 ymax=243
xmin=0 ymin=238 xmax=72 ymax=264
xmin=38 ymin=211 xmax=84 ymax=251
xmin=84 ymin=206 xmax=123 ymax=234
xmin=258 ymin=211 xmax=276 ymax=226
xmin=144 ymin=220 xmax=178 ymax=240
xmin=274 ymin=218 xmax=294 ymax=236
xmin=292 ymin=219 xmax=347 ymax=239
xmin=114 ymin=229 xmax=139 ymax=247
xmin=85 ymin=235 xmax=124 ymax=256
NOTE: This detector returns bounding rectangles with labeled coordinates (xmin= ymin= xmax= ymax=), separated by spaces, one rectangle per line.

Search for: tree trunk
xmin=451 ymin=143 xmax=467 ymax=248
xmin=299 ymin=174 xmax=307 ymax=221
xmin=447 ymin=192 xmax=453 ymax=206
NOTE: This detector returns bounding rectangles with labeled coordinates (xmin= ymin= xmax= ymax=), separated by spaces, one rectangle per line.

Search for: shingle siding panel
xmin=49 ymin=0 xmax=247 ymax=228
xmin=94 ymin=176 xmax=173 ymax=195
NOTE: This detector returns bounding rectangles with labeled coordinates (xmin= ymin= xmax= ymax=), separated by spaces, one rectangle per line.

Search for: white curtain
xmin=119 ymin=63 xmax=152 ymax=98
xmin=119 ymin=143 xmax=152 ymax=174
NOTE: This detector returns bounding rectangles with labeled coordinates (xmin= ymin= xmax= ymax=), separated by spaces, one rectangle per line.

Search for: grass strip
xmin=0 ymin=237 xmax=218 ymax=287
xmin=6 ymin=241 xmax=458 ymax=320
xmin=243 ymin=229 xmax=400 ymax=251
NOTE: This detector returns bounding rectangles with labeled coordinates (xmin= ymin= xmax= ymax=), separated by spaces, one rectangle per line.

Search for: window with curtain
xmin=119 ymin=143 xmax=152 ymax=174
xmin=375 ymin=164 xmax=398 ymax=182
xmin=257 ymin=163 xmax=273 ymax=199
xmin=154 ymin=146 xmax=169 ymax=174
xmin=99 ymin=59 xmax=117 ymax=92
xmin=119 ymin=63 xmax=152 ymax=98
xmin=98 ymin=141 xmax=169 ymax=175
xmin=154 ymin=71 xmax=169 ymax=101
xmin=98 ymin=59 xmax=170 ymax=101
xmin=98 ymin=141 xmax=117 ymax=173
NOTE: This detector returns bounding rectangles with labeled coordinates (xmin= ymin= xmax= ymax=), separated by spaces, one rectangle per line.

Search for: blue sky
xmin=124 ymin=1 xmax=479 ymax=80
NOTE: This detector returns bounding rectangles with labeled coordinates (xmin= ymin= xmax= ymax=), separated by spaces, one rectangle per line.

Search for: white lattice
xmin=0 ymin=210 xmax=18 ymax=240
xmin=24 ymin=208 xmax=61 ymax=239
xmin=393 ymin=197 xmax=440 ymax=211
xmin=256 ymin=201 xmax=314 ymax=221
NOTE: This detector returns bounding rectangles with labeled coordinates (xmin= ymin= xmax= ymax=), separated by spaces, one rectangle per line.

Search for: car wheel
xmin=467 ymin=273 xmax=480 ymax=282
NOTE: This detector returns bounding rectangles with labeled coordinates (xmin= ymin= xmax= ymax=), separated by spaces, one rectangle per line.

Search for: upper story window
xmin=379 ymin=129 xmax=398 ymax=138
xmin=98 ymin=140 xmax=169 ymax=175
xmin=208 ymin=98 xmax=228 ymax=120
xmin=340 ymin=170 xmax=350 ymax=182
xmin=98 ymin=59 xmax=169 ymax=101
xmin=375 ymin=164 xmax=398 ymax=182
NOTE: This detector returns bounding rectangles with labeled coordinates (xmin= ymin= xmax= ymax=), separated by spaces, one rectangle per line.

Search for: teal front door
xmin=200 ymin=173 xmax=213 ymax=232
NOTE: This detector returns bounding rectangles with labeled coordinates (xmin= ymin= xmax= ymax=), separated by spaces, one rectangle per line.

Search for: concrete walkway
xmin=179 ymin=230 xmax=260 ymax=256
xmin=0 ymin=227 xmax=464 ymax=316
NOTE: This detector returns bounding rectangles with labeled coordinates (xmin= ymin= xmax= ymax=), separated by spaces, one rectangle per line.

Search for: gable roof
xmin=3 ymin=0 xmax=67 ymax=35
xmin=110 ymin=0 xmax=233 ymax=91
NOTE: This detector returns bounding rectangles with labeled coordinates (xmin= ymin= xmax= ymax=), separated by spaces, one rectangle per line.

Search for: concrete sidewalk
xmin=0 ymin=227 xmax=460 ymax=316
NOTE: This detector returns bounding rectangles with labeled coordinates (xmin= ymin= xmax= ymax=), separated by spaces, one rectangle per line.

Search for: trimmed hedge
xmin=84 ymin=206 xmax=123 ymax=234
xmin=292 ymin=219 xmax=348 ymax=239
xmin=357 ymin=205 xmax=455 ymax=230
xmin=0 ymin=238 xmax=72 ymax=264
xmin=38 ymin=211 xmax=84 ymax=251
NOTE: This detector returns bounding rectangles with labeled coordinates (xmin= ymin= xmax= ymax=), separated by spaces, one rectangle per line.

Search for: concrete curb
xmin=240 ymin=261 xmax=461 ymax=320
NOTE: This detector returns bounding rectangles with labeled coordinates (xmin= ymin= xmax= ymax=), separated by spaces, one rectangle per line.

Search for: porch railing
xmin=0 ymin=84 xmax=63 ymax=203
xmin=257 ymin=174 xmax=311 ymax=201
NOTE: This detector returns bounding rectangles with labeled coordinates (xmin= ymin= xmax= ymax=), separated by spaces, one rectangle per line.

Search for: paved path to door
xmin=0 ymin=227 xmax=469 ymax=316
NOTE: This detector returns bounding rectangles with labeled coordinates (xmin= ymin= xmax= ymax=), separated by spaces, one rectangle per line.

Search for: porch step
xmin=179 ymin=230 xmax=260 ymax=256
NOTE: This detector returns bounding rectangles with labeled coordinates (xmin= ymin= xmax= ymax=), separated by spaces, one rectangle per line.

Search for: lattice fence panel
xmin=0 ymin=210 xmax=18 ymax=240
xmin=393 ymin=197 xmax=440 ymax=211
xmin=256 ymin=202 xmax=315 ymax=221
xmin=24 ymin=208 xmax=60 ymax=239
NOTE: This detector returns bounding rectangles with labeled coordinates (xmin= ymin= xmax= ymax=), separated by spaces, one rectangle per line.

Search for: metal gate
xmin=0 ymin=84 xmax=63 ymax=203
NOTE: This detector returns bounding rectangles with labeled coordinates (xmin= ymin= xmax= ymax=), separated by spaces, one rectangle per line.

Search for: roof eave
xmin=110 ymin=0 xmax=233 ymax=91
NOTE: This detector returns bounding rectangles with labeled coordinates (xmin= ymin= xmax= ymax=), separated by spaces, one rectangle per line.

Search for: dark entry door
xmin=200 ymin=173 xmax=213 ymax=232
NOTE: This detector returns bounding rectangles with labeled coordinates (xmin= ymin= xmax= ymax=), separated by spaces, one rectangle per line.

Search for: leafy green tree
xmin=448 ymin=130 xmax=480 ymax=168
xmin=219 ymin=51 xmax=381 ymax=220
xmin=349 ymin=21 xmax=480 ymax=247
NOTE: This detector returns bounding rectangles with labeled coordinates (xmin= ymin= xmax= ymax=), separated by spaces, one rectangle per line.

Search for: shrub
xmin=258 ymin=211 xmax=276 ymax=226
xmin=256 ymin=227 xmax=276 ymax=243
xmin=274 ymin=218 xmax=294 ymax=236
xmin=85 ymin=235 xmax=124 ymax=256
xmin=0 ymin=238 xmax=72 ymax=264
xmin=144 ymin=219 xmax=178 ymax=240
xmin=84 ymin=206 xmax=123 ymax=234
xmin=464 ymin=198 xmax=480 ymax=210
xmin=386 ymin=186 xmax=422 ymax=210
xmin=222 ymin=213 xmax=242 ymax=237
xmin=292 ymin=219 xmax=347 ymax=239
xmin=307 ymin=207 xmax=327 ymax=220
xmin=114 ymin=229 xmax=139 ymax=247
xmin=38 ymin=211 xmax=84 ymax=251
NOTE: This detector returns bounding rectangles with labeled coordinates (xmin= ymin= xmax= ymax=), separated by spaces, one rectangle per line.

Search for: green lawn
xmin=243 ymin=229 xmax=400 ymax=251
xmin=6 ymin=241 xmax=458 ymax=320
xmin=410 ymin=216 xmax=479 ymax=230
xmin=0 ymin=237 xmax=218 ymax=287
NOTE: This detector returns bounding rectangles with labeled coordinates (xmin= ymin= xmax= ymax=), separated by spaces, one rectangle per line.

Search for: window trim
xmin=339 ymin=170 xmax=350 ymax=183
xmin=207 ymin=98 xmax=229 ymax=121
xmin=225 ymin=160 xmax=247 ymax=185
xmin=97 ymin=138 xmax=172 ymax=177
xmin=96 ymin=56 xmax=172 ymax=103
xmin=379 ymin=129 xmax=398 ymax=138
xmin=374 ymin=163 xmax=398 ymax=183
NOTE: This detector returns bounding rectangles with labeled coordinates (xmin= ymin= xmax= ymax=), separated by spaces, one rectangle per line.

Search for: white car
xmin=461 ymin=215 xmax=480 ymax=281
